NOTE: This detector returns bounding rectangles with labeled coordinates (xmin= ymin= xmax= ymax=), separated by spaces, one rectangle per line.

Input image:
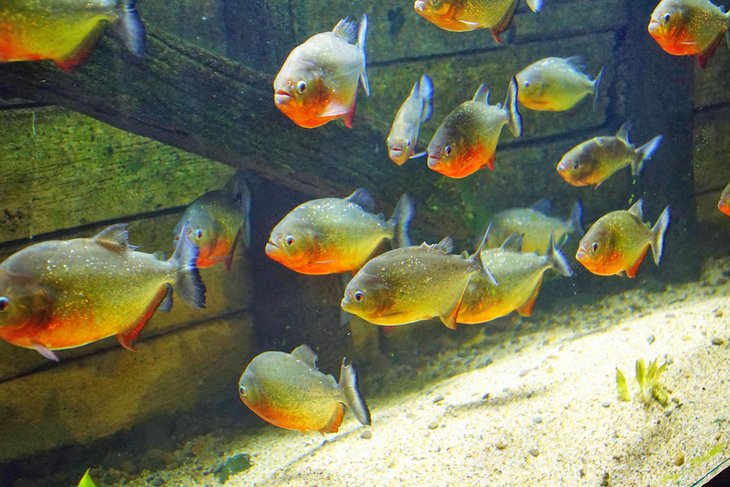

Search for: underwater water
xmin=0 ymin=0 xmax=728 ymax=486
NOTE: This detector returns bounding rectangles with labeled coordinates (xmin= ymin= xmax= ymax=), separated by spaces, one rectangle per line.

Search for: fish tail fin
xmin=568 ymin=199 xmax=585 ymax=236
xmin=170 ymin=223 xmax=206 ymax=308
xmin=505 ymin=77 xmax=522 ymax=137
xmin=226 ymin=172 xmax=253 ymax=248
xmin=525 ymin=0 xmax=544 ymax=12
xmin=113 ymin=0 xmax=146 ymax=57
xmin=650 ymin=206 xmax=671 ymax=266
xmin=419 ymin=74 xmax=434 ymax=123
xmin=632 ymin=135 xmax=663 ymax=177
xmin=389 ymin=193 xmax=414 ymax=248
xmin=471 ymin=224 xmax=499 ymax=286
xmin=339 ymin=359 xmax=372 ymax=426
xmin=358 ymin=14 xmax=370 ymax=96
xmin=546 ymin=233 xmax=573 ymax=277
xmin=592 ymin=66 xmax=604 ymax=109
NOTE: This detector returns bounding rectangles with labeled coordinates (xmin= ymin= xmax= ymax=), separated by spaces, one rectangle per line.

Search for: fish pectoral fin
xmin=320 ymin=99 xmax=352 ymax=119
xmin=54 ymin=21 xmax=108 ymax=72
xmin=516 ymin=279 xmax=544 ymax=317
xmin=92 ymin=223 xmax=132 ymax=252
xmin=457 ymin=19 xmax=481 ymax=28
xmin=32 ymin=343 xmax=60 ymax=362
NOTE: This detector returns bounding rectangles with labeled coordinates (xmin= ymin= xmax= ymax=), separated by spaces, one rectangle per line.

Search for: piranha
xmin=273 ymin=15 xmax=369 ymax=129
xmin=427 ymin=79 xmax=522 ymax=178
xmin=0 ymin=0 xmax=146 ymax=71
xmin=458 ymin=234 xmax=572 ymax=324
xmin=266 ymin=189 xmax=413 ymax=275
xmin=557 ymin=123 xmax=663 ymax=188
xmin=488 ymin=199 xmax=584 ymax=255
xmin=719 ymin=182 xmax=730 ymax=216
xmin=648 ymin=0 xmax=730 ymax=68
xmin=413 ymin=0 xmax=543 ymax=43
xmin=576 ymin=200 xmax=670 ymax=278
xmin=341 ymin=228 xmax=497 ymax=330
xmin=0 ymin=224 xmax=205 ymax=361
xmin=386 ymin=74 xmax=434 ymax=165
xmin=238 ymin=345 xmax=371 ymax=433
xmin=174 ymin=172 xmax=252 ymax=270
xmin=516 ymin=57 xmax=604 ymax=112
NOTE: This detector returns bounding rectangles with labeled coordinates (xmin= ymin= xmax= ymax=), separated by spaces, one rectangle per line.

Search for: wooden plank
xmin=693 ymin=106 xmax=730 ymax=193
xmin=0 ymin=313 xmax=254 ymax=463
xmin=360 ymin=32 xmax=616 ymax=146
xmin=0 ymin=211 xmax=252 ymax=382
xmin=291 ymin=0 xmax=626 ymax=63
xmin=0 ymin=106 xmax=235 ymax=242
xmin=693 ymin=40 xmax=730 ymax=109
xmin=0 ymin=27 xmax=473 ymax=240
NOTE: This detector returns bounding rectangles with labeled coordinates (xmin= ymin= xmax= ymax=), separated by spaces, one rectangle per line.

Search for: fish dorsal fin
xmin=628 ymin=199 xmax=644 ymax=219
xmin=292 ymin=345 xmax=318 ymax=367
xmin=564 ymin=56 xmax=587 ymax=72
xmin=92 ymin=224 xmax=132 ymax=251
xmin=530 ymin=198 xmax=553 ymax=214
xmin=472 ymin=84 xmax=490 ymax=104
xmin=332 ymin=17 xmax=357 ymax=44
xmin=501 ymin=233 xmax=523 ymax=251
xmin=421 ymin=236 xmax=454 ymax=253
xmin=616 ymin=121 xmax=631 ymax=144
xmin=345 ymin=188 xmax=376 ymax=212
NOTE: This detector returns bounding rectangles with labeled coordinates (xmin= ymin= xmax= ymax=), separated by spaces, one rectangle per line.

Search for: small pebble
xmin=711 ymin=337 xmax=724 ymax=346
xmin=715 ymin=309 xmax=724 ymax=318
xmin=427 ymin=421 xmax=439 ymax=430
xmin=360 ymin=429 xmax=373 ymax=440
xmin=532 ymin=416 xmax=543 ymax=424
xmin=528 ymin=448 xmax=540 ymax=457
xmin=432 ymin=395 xmax=444 ymax=404
xmin=519 ymin=369 xmax=529 ymax=377
xmin=647 ymin=335 xmax=655 ymax=345
xmin=674 ymin=452 xmax=685 ymax=466
xmin=482 ymin=392 xmax=491 ymax=401
xmin=495 ymin=441 xmax=508 ymax=450
xmin=601 ymin=401 xmax=611 ymax=408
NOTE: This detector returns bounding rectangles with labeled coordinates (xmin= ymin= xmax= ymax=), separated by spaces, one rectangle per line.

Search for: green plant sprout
xmin=615 ymin=358 xmax=670 ymax=406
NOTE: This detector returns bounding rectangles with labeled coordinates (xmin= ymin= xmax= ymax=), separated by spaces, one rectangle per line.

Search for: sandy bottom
xmin=120 ymin=260 xmax=729 ymax=487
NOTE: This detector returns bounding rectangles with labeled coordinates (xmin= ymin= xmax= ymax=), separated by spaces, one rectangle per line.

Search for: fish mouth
xmin=274 ymin=90 xmax=294 ymax=105
xmin=265 ymin=241 xmax=280 ymax=257
xmin=340 ymin=296 xmax=351 ymax=309
xmin=575 ymin=248 xmax=588 ymax=262
xmin=647 ymin=20 xmax=660 ymax=35
xmin=427 ymin=154 xmax=441 ymax=168
xmin=414 ymin=1 xmax=427 ymax=13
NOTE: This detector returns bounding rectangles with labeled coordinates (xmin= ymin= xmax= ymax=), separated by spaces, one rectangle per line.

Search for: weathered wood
xmin=693 ymin=44 xmax=730 ymax=109
xmin=142 ymin=0 xmax=228 ymax=56
xmin=0 ymin=313 xmax=254 ymax=463
xmin=292 ymin=0 xmax=625 ymax=64
xmin=0 ymin=27 xmax=472 ymax=238
xmin=621 ymin=1 xmax=699 ymax=281
xmin=361 ymin=32 xmax=616 ymax=144
xmin=0 ymin=106 xmax=234 ymax=243
xmin=0 ymin=211 xmax=252 ymax=382
xmin=693 ymin=106 xmax=730 ymax=194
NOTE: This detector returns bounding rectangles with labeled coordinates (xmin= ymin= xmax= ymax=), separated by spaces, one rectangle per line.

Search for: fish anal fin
xmin=626 ymin=247 xmax=649 ymax=279
xmin=117 ymin=285 xmax=168 ymax=350
xmin=516 ymin=278 xmax=543 ymax=317
xmin=489 ymin=0 xmax=518 ymax=44
xmin=319 ymin=403 xmax=345 ymax=433
xmin=54 ymin=22 xmax=107 ymax=72
xmin=697 ymin=33 xmax=724 ymax=68
xmin=485 ymin=152 xmax=496 ymax=171
xmin=343 ymin=95 xmax=357 ymax=128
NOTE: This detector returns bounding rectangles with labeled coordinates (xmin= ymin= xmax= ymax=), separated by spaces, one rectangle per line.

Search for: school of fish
xmin=0 ymin=0 xmax=725 ymax=437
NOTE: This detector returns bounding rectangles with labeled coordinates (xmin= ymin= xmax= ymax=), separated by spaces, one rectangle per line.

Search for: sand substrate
xmin=120 ymin=261 xmax=729 ymax=487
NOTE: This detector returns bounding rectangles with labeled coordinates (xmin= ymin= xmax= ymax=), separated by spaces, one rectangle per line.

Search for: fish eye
xmin=239 ymin=385 xmax=246 ymax=396
xmin=572 ymin=163 xmax=579 ymax=170
xmin=194 ymin=229 xmax=204 ymax=240
xmin=354 ymin=291 xmax=364 ymax=302
xmin=285 ymin=236 xmax=295 ymax=246
xmin=406 ymin=140 xmax=412 ymax=148
xmin=296 ymin=81 xmax=307 ymax=94
xmin=0 ymin=297 xmax=9 ymax=312
xmin=591 ymin=242 xmax=599 ymax=252
xmin=662 ymin=13 xmax=671 ymax=23
xmin=524 ymin=80 xmax=530 ymax=88
xmin=444 ymin=145 xmax=452 ymax=157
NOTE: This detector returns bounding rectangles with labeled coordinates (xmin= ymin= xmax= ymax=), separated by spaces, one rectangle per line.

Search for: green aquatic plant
xmin=214 ymin=453 xmax=253 ymax=484
xmin=615 ymin=367 xmax=631 ymax=402
xmin=77 ymin=468 xmax=98 ymax=487
xmin=636 ymin=358 xmax=669 ymax=407
xmin=615 ymin=358 xmax=670 ymax=406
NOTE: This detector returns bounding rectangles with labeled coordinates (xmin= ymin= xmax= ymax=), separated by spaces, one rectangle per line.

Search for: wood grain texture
xmin=0 ymin=313 xmax=254 ymax=462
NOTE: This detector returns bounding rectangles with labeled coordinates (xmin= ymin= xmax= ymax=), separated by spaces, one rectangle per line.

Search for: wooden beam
xmin=0 ymin=27 xmax=471 ymax=238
